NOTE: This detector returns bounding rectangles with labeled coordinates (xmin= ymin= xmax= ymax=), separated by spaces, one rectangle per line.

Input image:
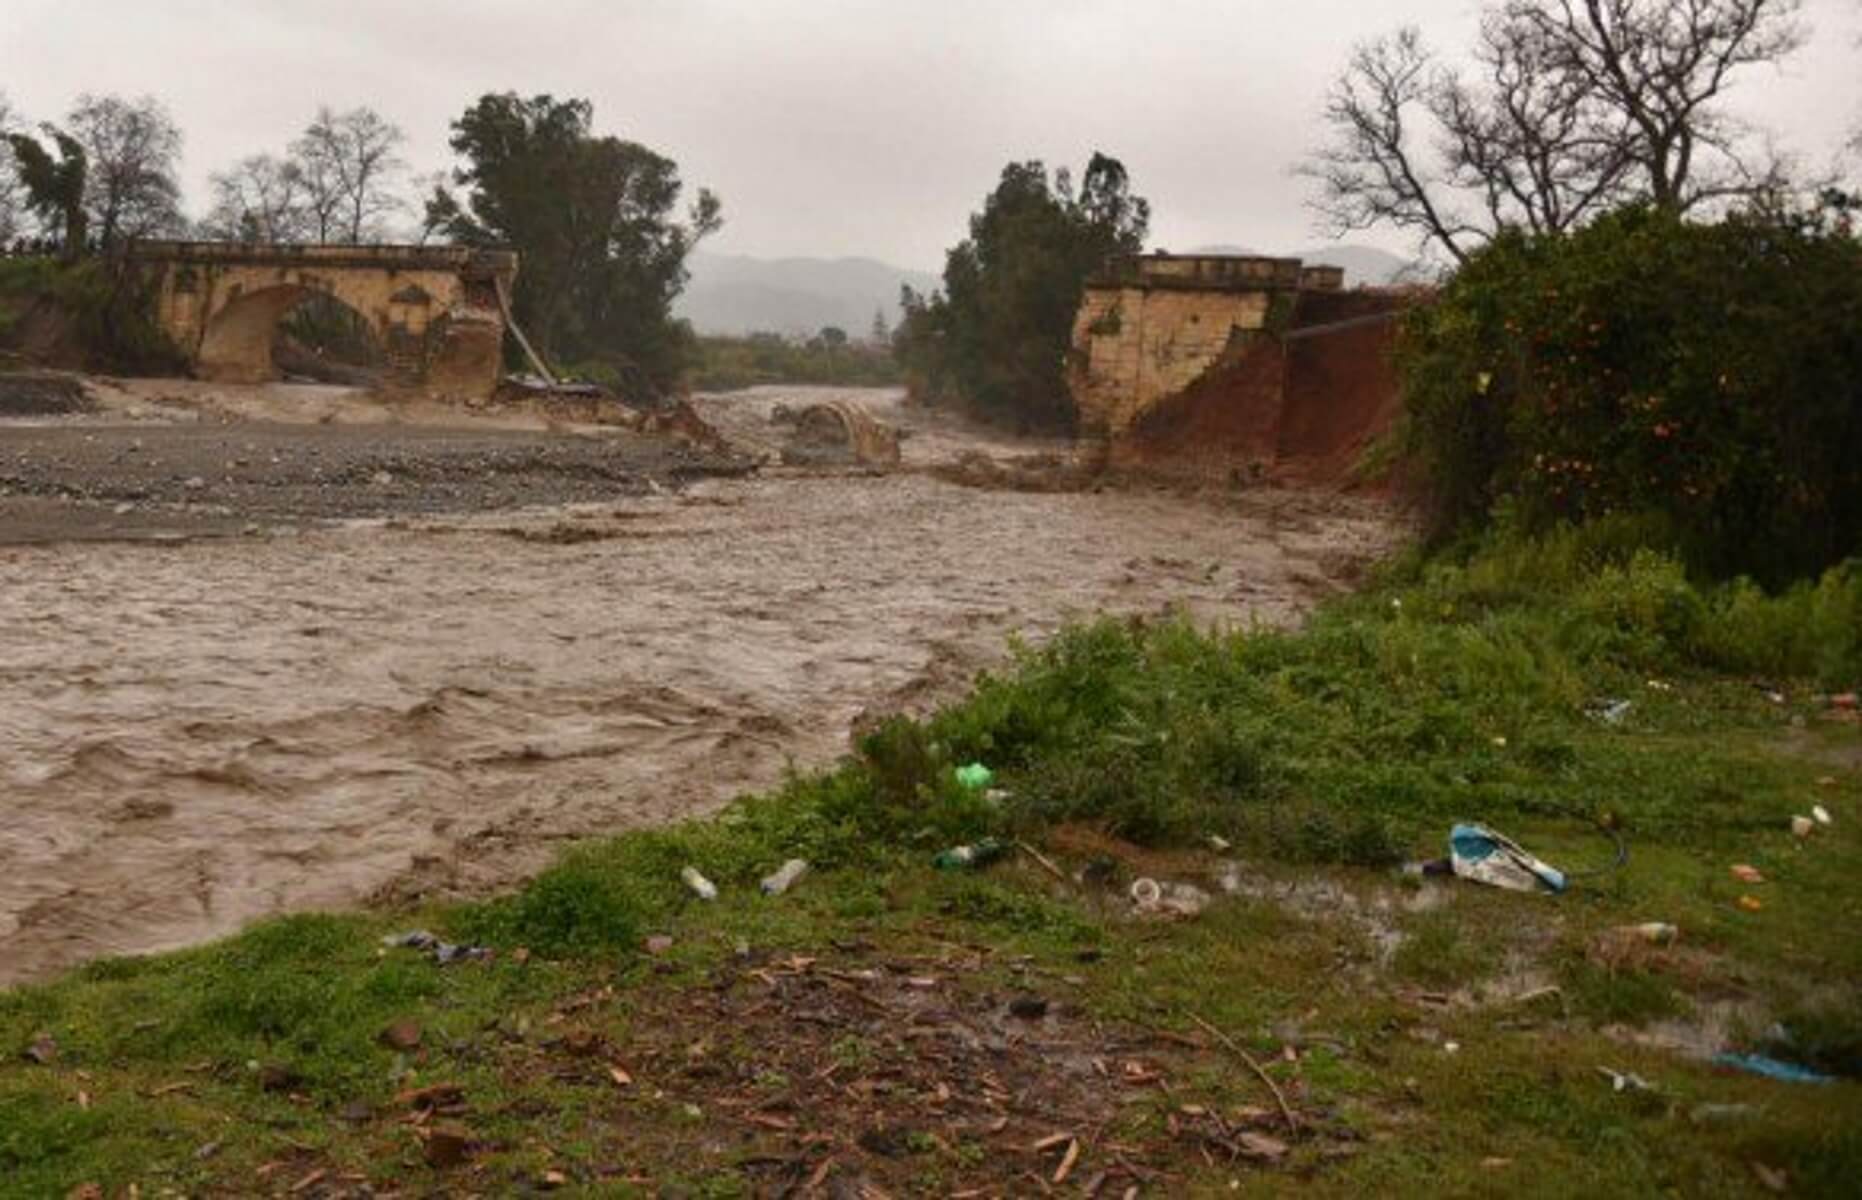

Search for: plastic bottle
xmin=680 ymin=866 xmax=718 ymax=901
xmin=932 ymin=837 xmax=1007 ymax=870
xmin=760 ymin=859 xmax=809 ymax=896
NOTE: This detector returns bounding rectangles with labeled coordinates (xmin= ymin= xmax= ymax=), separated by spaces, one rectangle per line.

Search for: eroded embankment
xmin=0 ymin=385 xmax=1396 ymax=983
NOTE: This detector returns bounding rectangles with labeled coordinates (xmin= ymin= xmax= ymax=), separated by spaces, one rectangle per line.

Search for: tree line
xmin=895 ymin=0 xmax=1854 ymax=435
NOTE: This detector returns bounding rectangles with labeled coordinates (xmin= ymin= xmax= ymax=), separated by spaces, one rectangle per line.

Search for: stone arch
xmin=196 ymin=282 xmax=386 ymax=384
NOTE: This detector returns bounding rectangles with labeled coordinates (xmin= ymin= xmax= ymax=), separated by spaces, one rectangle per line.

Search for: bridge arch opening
xmin=196 ymin=284 xmax=385 ymax=386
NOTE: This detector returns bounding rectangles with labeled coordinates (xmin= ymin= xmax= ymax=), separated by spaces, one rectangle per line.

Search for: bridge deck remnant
xmin=126 ymin=240 xmax=520 ymax=401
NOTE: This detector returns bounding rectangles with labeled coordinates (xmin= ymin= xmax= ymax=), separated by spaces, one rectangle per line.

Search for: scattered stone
xmin=183 ymin=475 xmax=206 ymax=490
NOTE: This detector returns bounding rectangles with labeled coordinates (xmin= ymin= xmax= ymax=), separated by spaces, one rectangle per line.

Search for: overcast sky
xmin=3 ymin=0 xmax=1858 ymax=269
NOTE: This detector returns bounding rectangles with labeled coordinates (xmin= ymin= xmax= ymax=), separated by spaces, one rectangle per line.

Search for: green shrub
xmin=1400 ymin=205 xmax=1862 ymax=584
xmin=459 ymin=857 xmax=642 ymax=957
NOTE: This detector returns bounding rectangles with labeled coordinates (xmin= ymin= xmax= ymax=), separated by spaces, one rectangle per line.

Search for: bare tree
xmin=201 ymin=154 xmax=309 ymax=243
xmin=1304 ymin=0 xmax=1804 ymax=263
xmin=292 ymin=106 xmax=406 ymax=243
xmin=67 ymin=93 xmax=185 ymax=246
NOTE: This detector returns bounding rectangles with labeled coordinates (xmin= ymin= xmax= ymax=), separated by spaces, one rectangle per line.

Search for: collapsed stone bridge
xmin=126 ymin=241 xmax=519 ymax=400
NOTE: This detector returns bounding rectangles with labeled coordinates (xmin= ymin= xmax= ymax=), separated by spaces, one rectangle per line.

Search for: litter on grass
xmin=381 ymin=930 xmax=491 ymax=965
xmin=1713 ymin=1053 xmax=1834 ymax=1085
xmin=954 ymin=762 xmax=995 ymax=790
xmin=1448 ymin=823 xmax=1567 ymax=893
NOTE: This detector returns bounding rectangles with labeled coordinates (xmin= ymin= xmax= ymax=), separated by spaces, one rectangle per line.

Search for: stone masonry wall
xmin=1070 ymin=285 xmax=1274 ymax=439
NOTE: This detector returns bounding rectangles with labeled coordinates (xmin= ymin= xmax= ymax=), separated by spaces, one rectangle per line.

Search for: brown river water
xmin=0 ymin=385 xmax=1395 ymax=984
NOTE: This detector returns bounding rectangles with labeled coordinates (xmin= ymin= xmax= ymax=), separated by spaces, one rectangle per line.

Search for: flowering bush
xmin=1399 ymin=206 xmax=1862 ymax=584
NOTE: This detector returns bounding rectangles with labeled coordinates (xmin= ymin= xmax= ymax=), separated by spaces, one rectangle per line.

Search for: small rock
xmin=112 ymin=502 xmax=134 ymax=515
xmin=372 ymin=470 xmax=394 ymax=487
xmin=183 ymin=475 xmax=206 ymax=490
xmin=194 ymin=1139 xmax=223 ymax=1161
xmin=539 ymin=1169 xmax=570 ymax=1190
xmin=424 ymin=1122 xmax=473 ymax=1168
xmin=1791 ymin=815 xmax=1815 ymax=838
xmin=1008 ymin=995 xmax=1050 ymax=1020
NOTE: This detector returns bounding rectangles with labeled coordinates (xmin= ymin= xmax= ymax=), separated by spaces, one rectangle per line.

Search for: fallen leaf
xmin=289 ymin=1168 xmax=328 ymax=1193
xmin=1053 ymin=1137 xmax=1081 ymax=1184
xmin=65 ymin=1185 xmax=102 ymax=1200
xmin=378 ymin=1019 xmax=423 ymax=1051
xmin=424 ymin=1122 xmax=473 ymax=1169
xmin=1738 ymin=895 xmax=1765 ymax=913
xmin=1237 ymin=1131 xmax=1289 ymax=1161
xmin=540 ymin=1168 xmax=569 ymax=1189
xmin=1751 ymin=1162 xmax=1789 ymax=1193
xmin=75 ymin=1090 xmax=91 ymax=1110
xmin=1730 ymin=864 xmax=1765 ymax=884
xmin=607 ymin=1064 xmax=633 ymax=1087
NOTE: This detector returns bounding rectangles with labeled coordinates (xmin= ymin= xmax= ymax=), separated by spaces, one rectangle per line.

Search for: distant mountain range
xmin=676 ymin=251 xmax=939 ymax=338
xmin=676 ymin=243 xmax=1417 ymax=338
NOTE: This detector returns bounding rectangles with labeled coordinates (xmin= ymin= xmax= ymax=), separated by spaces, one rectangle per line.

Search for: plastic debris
xmin=1448 ymin=823 xmax=1567 ymax=893
xmin=1598 ymin=1066 xmax=1655 ymax=1093
xmin=1813 ymin=804 xmax=1832 ymax=826
xmin=759 ymin=858 xmax=809 ymax=896
xmin=1713 ymin=1052 xmax=1834 ymax=1084
xmin=932 ymin=837 xmax=1008 ymax=870
xmin=1730 ymin=864 xmax=1765 ymax=884
xmin=680 ymin=866 xmax=718 ymax=900
xmin=381 ymin=930 xmax=491 ymax=965
xmin=1129 ymin=877 xmax=1211 ymax=917
xmin=954 ymin=762 xmax=995 ymax=790
xmin=1588 ymin=698 xmax=1633 ymax=724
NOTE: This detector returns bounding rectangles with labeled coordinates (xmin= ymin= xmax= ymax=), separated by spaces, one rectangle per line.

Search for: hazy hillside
xmin=677 ymin=251 xmax=940 ymax=337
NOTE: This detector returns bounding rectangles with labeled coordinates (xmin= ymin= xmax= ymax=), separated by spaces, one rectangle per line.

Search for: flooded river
xmin=0 ymin=386 xmax=1395 ymax=983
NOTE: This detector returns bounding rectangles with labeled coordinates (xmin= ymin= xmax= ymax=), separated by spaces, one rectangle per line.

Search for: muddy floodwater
xmin=0 ymin=384 xmax=1395 ymax=984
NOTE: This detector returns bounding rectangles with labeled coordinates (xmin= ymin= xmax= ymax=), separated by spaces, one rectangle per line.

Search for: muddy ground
xmin=0 ymin=377 xmax=1397 ymax=985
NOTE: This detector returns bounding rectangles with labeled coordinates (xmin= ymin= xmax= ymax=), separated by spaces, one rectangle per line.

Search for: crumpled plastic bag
xmin=1448 ymin=823 xmax=1566 ymax=893
xmin=382 ymin=929 xmax=491 ymax=965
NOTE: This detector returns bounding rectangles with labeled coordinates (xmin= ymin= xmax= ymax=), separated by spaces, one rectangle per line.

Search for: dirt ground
xmin=0 ymin=377 xmax=1398 ymax=985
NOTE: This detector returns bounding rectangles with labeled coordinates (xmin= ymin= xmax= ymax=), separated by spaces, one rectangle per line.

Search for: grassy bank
xmin=4 ymin=525 xmax=1860 ymax=1197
